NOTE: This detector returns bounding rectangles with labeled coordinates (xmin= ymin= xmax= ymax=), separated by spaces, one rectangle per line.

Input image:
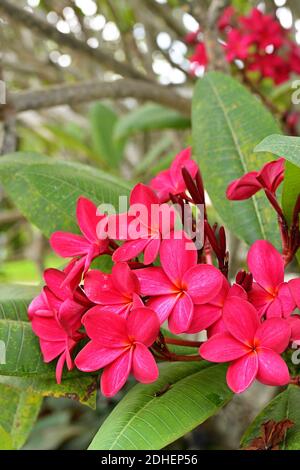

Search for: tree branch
xmin=9 ymin=78 xmax=191 ymax=116
xmin=142 ymin=0 xmax=186 ymax=37
xmin=0 ymin=0 xmax=143 ymax=80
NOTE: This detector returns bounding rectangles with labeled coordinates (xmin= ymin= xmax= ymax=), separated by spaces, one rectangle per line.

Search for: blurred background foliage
xmin=1 ymin=0 xmax=300 ymax=450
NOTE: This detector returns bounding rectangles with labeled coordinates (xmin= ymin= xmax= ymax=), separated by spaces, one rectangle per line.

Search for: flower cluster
xmin=186 ymin=7 xmax=300 ymax=85
xmin=29 ymin=147 xmax=300 ymax=396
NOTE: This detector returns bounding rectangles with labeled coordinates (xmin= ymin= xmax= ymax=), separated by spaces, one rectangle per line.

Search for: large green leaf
xmin=89 ymin=102 xmax=125 ymax=169
xmin=0 ymin=152 xmax=130 ymax=237
xmin=114 ymin=104 xmax=190 ymax=141
xmin=88 ymin=362 xmax=232 ymax=450
xmin=192 ymin=72 xmax=281 ymax=247
xmin=241 ymin=386 xmax=300 ymax=450
xmin=255 ymin=134 xmax=300 ymax=168
xmin=0 ymin=383 xmax=42 ymax=449
xmin=0 ymin=285 xmax=97 ymax=407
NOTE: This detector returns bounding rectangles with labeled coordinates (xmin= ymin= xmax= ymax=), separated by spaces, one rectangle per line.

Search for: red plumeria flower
xmin=240 ymin=8 xmax=285 ymax=50
xmin=84 ymin=262 xmax=143 ymax=317
xmin=217 ymin=6 xmax=235 ymax=31
xmin=200 ymin=297 xmax=291 ymax=393
xmin=185 ymin=277 xmax=247 ymax=335
xmin=189 ymin=43 xmax=208 ymax=73
xmin=50 ymin=197 xmax=109 ymax=285
xmin=224 ymin=29 xmax=252 ymax=62
xmin=150 ymin=147 xmax=198 ymax=203
xmin=108 ymin=183 xmax=176 ymax=265
xmin=248 ymin=54 xmax=290 ymax=85
xmin=75 ymin=307 xmax=160 ymax=397
xmin=248 ymin=240 xmax=296 ymax=318
xmin=29 ymin=268 xmax=90 ymax=383
xmin=184 ymin=29 xmax=201 ymax=45
xmin=136 ymin=231 xmax=223 ymax=334
xmin=226 ymin=158 xmax=285 ymax=200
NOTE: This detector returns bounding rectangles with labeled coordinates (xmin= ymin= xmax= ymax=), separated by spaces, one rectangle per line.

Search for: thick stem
xmin=164 ymin=337 xmax=202 ymax=348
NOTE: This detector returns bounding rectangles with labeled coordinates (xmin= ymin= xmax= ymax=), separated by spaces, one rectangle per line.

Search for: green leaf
xmin=192 ymin=72 xmax=281 ymax=247
xmin=241 ymin=386 xmax=300 ymax=450
xmin=88 ymin=362 xmax=232 ymax=450
xmin=0 ymin=383 xmax=42 ymax=449
xmin=114 ymin=104 xmax=190 ymax=141
xmin=0 ymin=152 xmax=130 ymax=237
xmin=255 ymin=134 xmax=300 ymax=168
xmin=0 ymin=285 xmax=97 ymax=408
xmin=89 ymin=102 xmax=125 ymax=168
xmin=282 ymin=161 xmax=300 ymax=225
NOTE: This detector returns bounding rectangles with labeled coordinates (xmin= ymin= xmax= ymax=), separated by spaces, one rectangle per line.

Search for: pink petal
xmin=226 ymin=171 xmax=261 ymax=200
xmin=76 ymin=196 xmax=101 ymax=243
xmin=228 ymin=283 xmax=247 ymax=300
xmin=129 ymin=183 xmax=159 ymax=212
xmin=247 ymin=240 xmax=284 ymax=291
xmin=186 ymin=304 xmax=222 ymax=334
xmin=28 ymin=291 xmax=48 ymax=319
xmin=288 ymin=278 xmax=300 ymax=309
xmin=58 ymin=298 xmax=85 ymax=336
xmin=55 ymin=352 xmax=67 ymax=384
xmin=278 ymin=282 xmax=296 ymax=317
xmin=226 ymin=353 xmax=258 ymax=393
xmin=183 ymin=264 xmax=223 ymax=304
xmin=83 ymin=308 xmax=128 ymax=346
xmin=257 ymin=348 xmax=290 ymax=386
xmin=207 ymin=318 xmax=227 ymax=337
xmin=199 ymin=332 xmax=249 ymax=362
xmin=112 ymin=239 xmax=149 ymax=263
xmin=149 ymin=170 xmax=173 ymax=203
xmin=258 ymin=158 xmax=284 ymax=193
xmin=170 ymin=147 xmax=197 ymax=189
xmin=289 ymin=315 xmax=300 ymax=342
xmin=112 ymin=262 xmax=140 ymax=296
xmin=127 ymin=307 xmax=160 ymax=346
xmin=39 ymin=339 xmax=65 ymax=362
xmin=143 ymin=236 xmax=161 ymax=265
xmin=248 ymin=282 xmax=272 ymax=316
xmin=135 ymin=267 xmax=175 ymax=295
xmin=146 ymin=294 xmax=179 ymax=324
xmin=223 ymin=297 xmax=260 ymax=344
xmin=132 ymin=343 xmax=159 ymax=383
xmin=265 ymin=298 xmax=283 ymax=318
xmin=31 ymin=316 xmax=66 ymax=341
xmin=75 ymin=341 xmax=124 ymax=372
xmin=255 ymin=318 xmax=291 ymax=353
xmin=44 ymin=268 xmax=73 ymax=301
xmin=84 ymin=270 xmax=111 ymax=303
xmin=101 ymin=349 xmax=132 ymax=397
xmin=168 ymin=292 xmax=194 ymax=334
xmin=50 ymin=232 xmax=90 ymax=257
xmin=160 ymin=232 xmax=197 ymax=286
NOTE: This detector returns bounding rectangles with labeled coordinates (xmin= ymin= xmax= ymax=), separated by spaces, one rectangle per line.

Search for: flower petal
xmin=143 ymin=236 xmax=161 ymax=265
xmin=186 ymin=304 xmax=222 ymax=334
xmin=84 ymin=270 xmax=111 ymax=303
xmin=112 ymin=239 xmax=149 ymax=263
xmin=223 ymin=297 xmax=260 ymax=344
xmin=146 ymin=294 xmax=179 ymax=324
xmin=255 ymin=318 xmax=291 ymax=353
xmin=247 ymin=240 xmax=284 ymax=291
xmin=82 ymin=308 xmax=128 ymax=346
xmin=132 ymin=343 xmax=159 ymax=383
xmin=226 ymin=171 xmax=261 ymax=200
xmin=288 ymin=278 xmax=300 ymax=309
xmin=168 ymin=292 xmax=194 ymax=334
xmin=226 ymin=353 xmax=258 ymax=393
xmin=278 ymin=282 xmax=296 ymax=317
xmin=75 ymin=341 xmax=123 ymax=372
xmin=126 ymin=307 xmax=160 ymax=347
xmin=129 ymin=183 xmax=159 ymax=212
xmin=31 ymin=316 xmax=66 ymax=341
xmin=112 ymin=262 xmax=140 ymax=296
xmin=160 ymin=232 xmax=197 ymax=286
xmin=135 ymin=267 xmax=175 ymax=295
xmin=43 ymin=268 xmax=70 ymax=300
xmin=183 ymin=264 xmax=223 ymax=304
xmin=76 ymin=196 xmax=101 ymax=243
xmin=50 ymin=232 xmax=90 ymax=258
xmin=101 ymin=349 xmax=132 ymax=397
xmin=199 ymin=332 xmax=249 ymax=362
xmin=257 ymin=348 xmax=290 ymax=386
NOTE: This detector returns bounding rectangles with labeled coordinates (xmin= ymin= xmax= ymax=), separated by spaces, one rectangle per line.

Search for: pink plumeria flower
xmin=248 ymin=240 xmax=295 ymax=318
xmin=108 ymin=183 xmax=176 ymax=265
xmin=50 ymin=197 xmax=109 ymax=285
xmin=29 ymin=278 xmax=90 ymax=384
xmin=186 ymin=277 xmax=247 ymax=335
xmin=226 ymin=158 xmax=284 ymax=201
xmin=75 ymin=307 xmax=160 ymax=397
xmin=224 ymin=29 xmax=253 ymax=62
xmin=240 ymin=8 xmax=285 ymax=51
xmin=189 ymin=43 xmax=208 ymax=72
xmin=84 ymin=262 xmax=143 ymax=318
xmin=217 ymin=6 xmax=235 ymax=31
xmin=200 ymin=297 xmax=291 ymax=393
xmin=149 ymin=148 xmax=198 ymax=203
xmin=136 ymin=231 xmax=223 ymax=334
